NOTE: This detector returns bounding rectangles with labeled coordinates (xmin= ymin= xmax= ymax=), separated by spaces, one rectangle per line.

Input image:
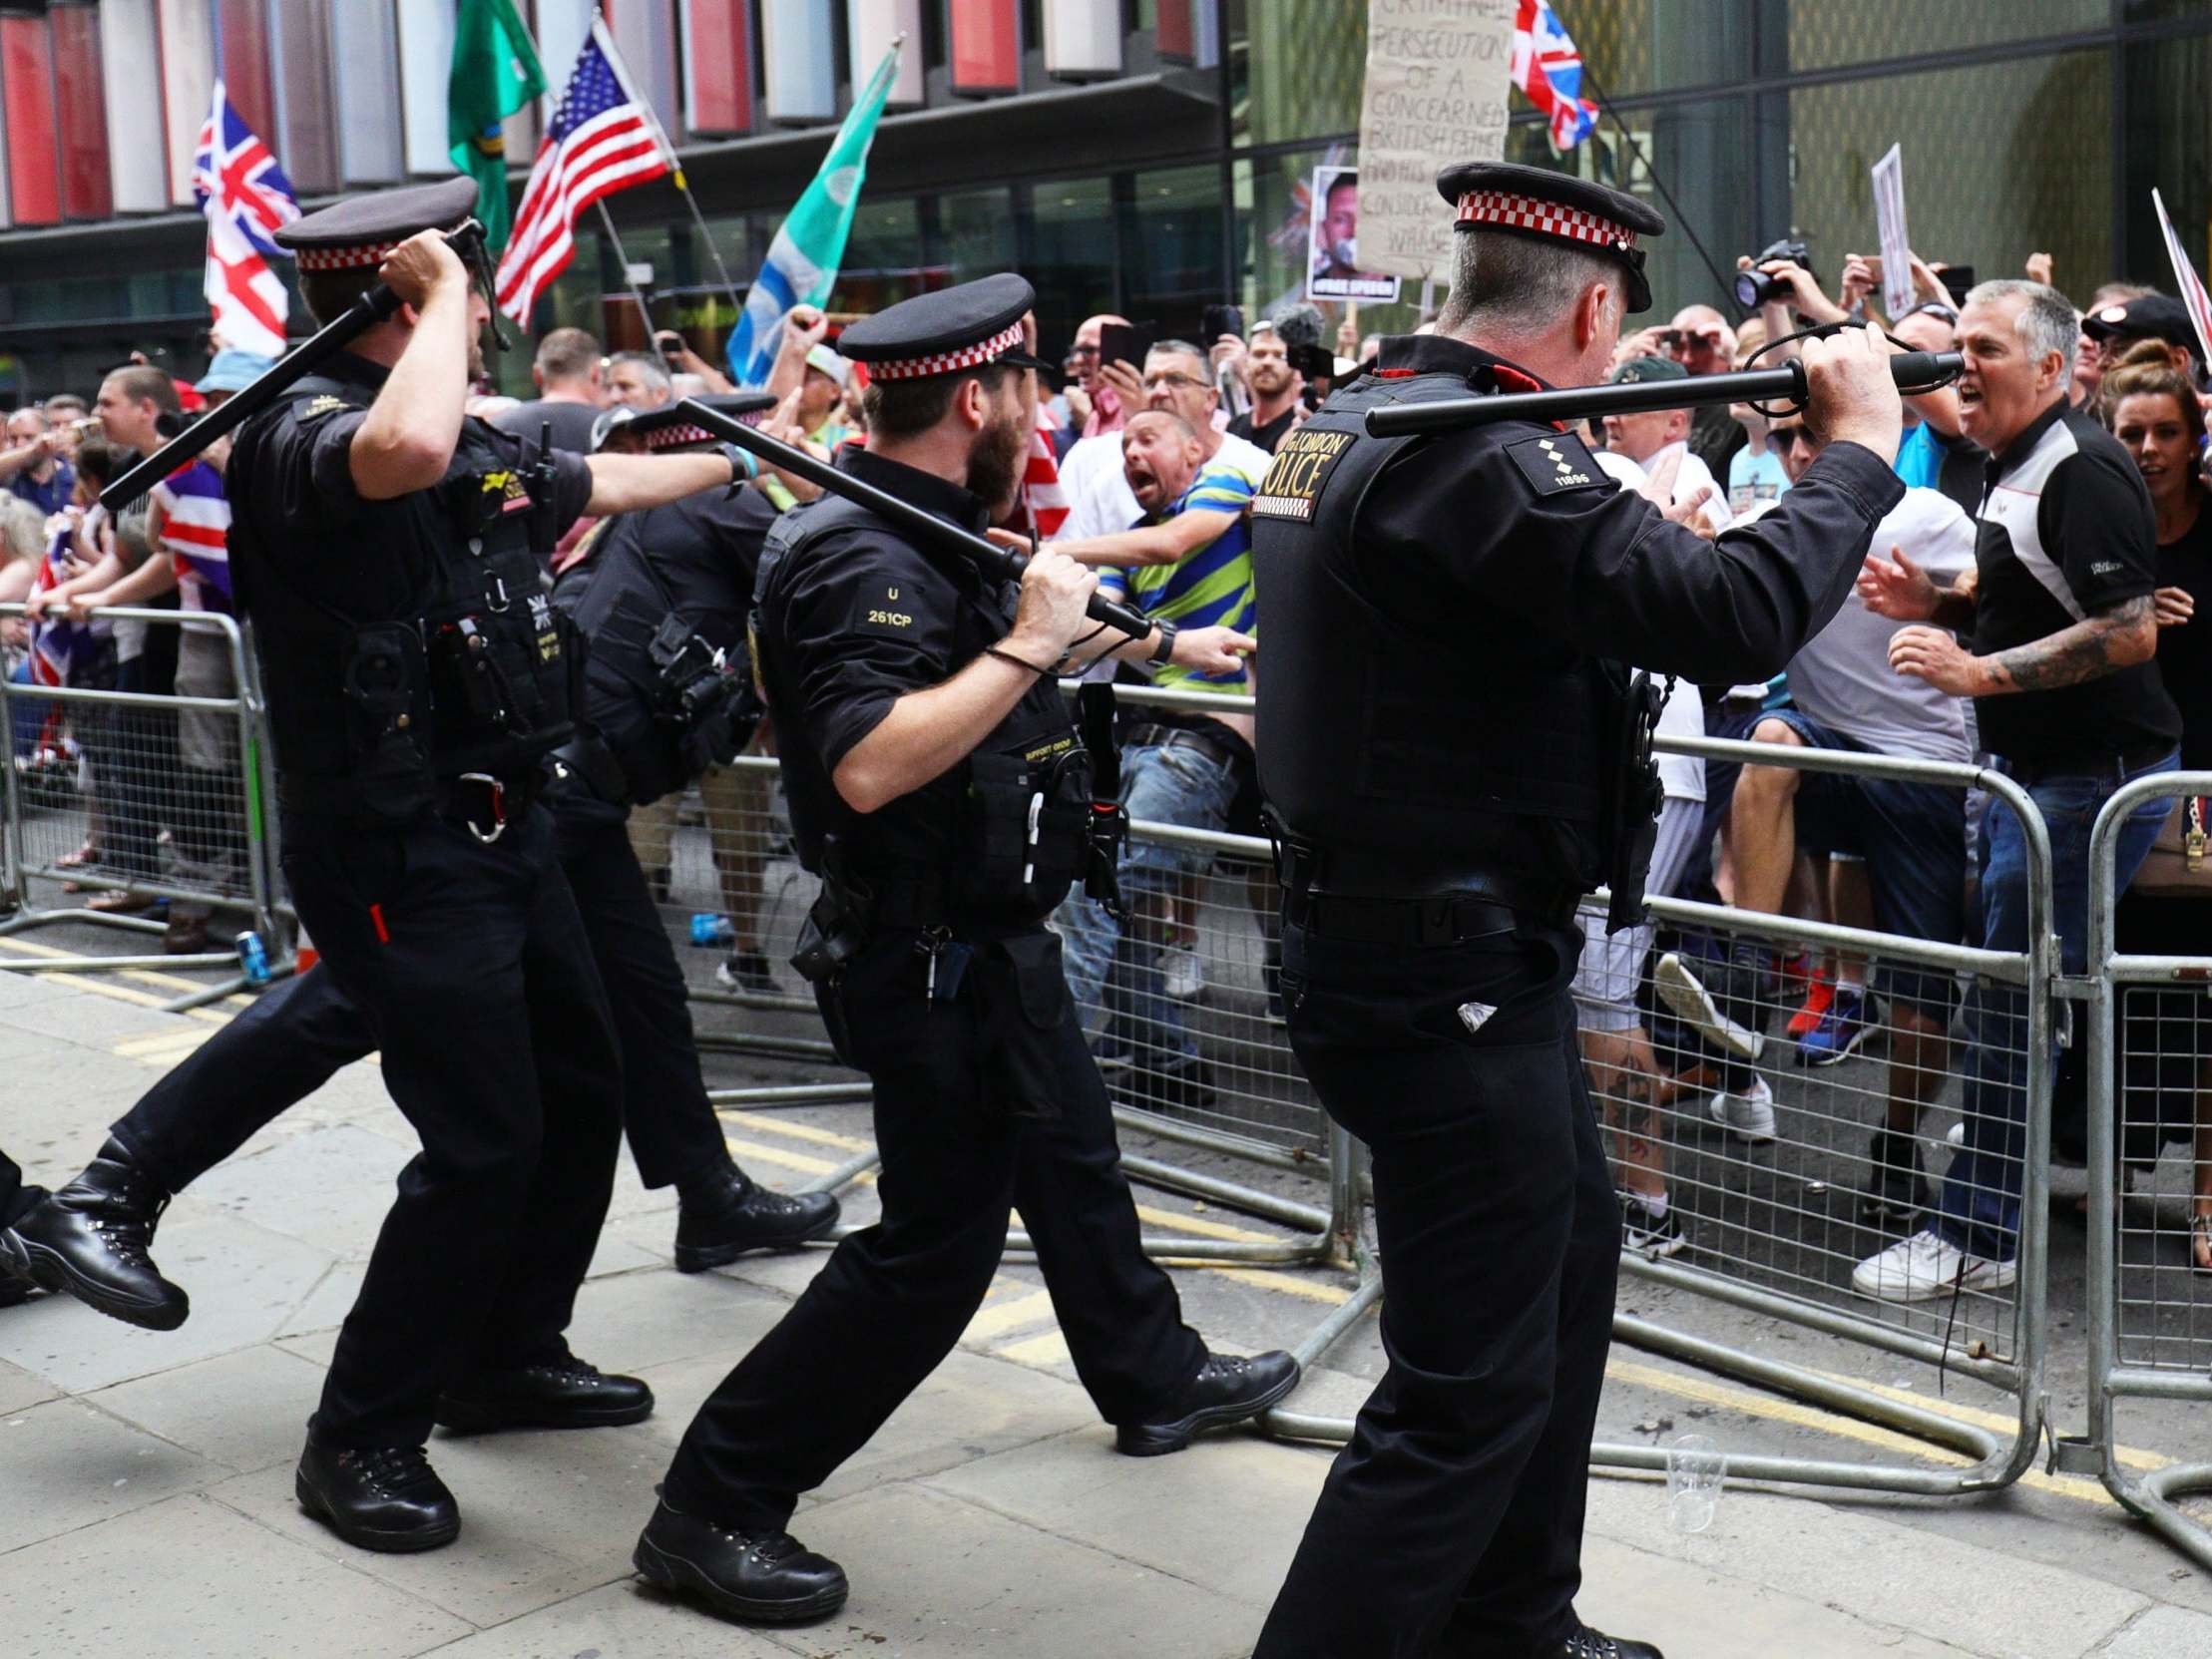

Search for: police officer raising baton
xmin=216 ymin=179 xmax=764 ymax=1555
xmin=1248 ymin=163 xmax=1905 ymax=1659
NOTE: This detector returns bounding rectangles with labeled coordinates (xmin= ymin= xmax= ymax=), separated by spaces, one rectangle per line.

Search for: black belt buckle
xmin=457 ymin=772 xmax=507 ymax=844
xmin=1418 ymin=895 xmax=1457 ymax=947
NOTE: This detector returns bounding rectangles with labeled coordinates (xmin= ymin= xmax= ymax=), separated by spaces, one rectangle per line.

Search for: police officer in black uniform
xmin=1246 ymin=164 xmax=1909 ymax=1659
xmin=632 ymin=275 xmax=1297 ymax=1627
xmin=0 ymin=1149 xmax=45 ymax=1308
xmin=0 ymin=395 xmax=839 ymax=1341
xmin=205 ymin=179 xmax=763 ymax=1554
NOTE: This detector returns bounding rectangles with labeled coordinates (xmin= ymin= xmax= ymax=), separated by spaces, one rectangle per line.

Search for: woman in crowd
xmin=2105 ymin=341 xmax=2212 ymax=1272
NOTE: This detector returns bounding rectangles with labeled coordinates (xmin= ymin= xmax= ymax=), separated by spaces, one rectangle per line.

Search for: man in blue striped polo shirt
xmin=1051 ymin=408 xmax=1258 ymax=1110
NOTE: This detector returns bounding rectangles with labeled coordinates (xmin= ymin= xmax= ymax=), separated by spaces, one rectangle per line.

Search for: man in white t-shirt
xmin=1599 ymin=355 xmax=1731 ymax=533
xmin=1061 ymin=341 xmax=1270 ymax=546
xmin=1655 ymin=412 xmax=1978 ymax=1221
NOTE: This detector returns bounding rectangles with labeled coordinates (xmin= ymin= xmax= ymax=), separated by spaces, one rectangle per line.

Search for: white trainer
xmin=1159 ymin=945 xmax=1206 ymax=1002
xmin=1706 ymin=1074 xmax=1777 ymax=1143
xmin=1852 ymin=1228 xmax=2016 ymax=1302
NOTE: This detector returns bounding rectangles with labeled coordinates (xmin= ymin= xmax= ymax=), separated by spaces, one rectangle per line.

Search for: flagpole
xmin=591 ymin=7 xmax=751 ymax=333
xmin=594 ymin=198 xmax=666 ymax=363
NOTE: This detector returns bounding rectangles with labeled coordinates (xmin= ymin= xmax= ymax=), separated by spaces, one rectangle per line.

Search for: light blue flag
xmin=727 ymin=44 xmax=902 ymax=387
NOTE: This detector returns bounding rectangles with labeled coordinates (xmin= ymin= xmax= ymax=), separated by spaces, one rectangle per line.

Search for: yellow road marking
xmin=1804 ymin=1366 xmax=2169 ymax=1474
xmin=721 ymin=1113 xmax=872 ymax=1152
xmin=1133 ymin=1203 xmax=1283 ymax=1244
xmin=1603 ymin=1356 xmax=2121 ymax=1507
xmin=997 ymin=1330 xmax=1073 ymax=1368
xmin=962 ymin=1289 xmax=1060 ymax=1343
xmin=723 ymin=1135 xmax=879 ymax=1188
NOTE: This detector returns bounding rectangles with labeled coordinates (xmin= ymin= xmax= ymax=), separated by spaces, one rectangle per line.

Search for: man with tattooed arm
xmin=1851 ymin=278 xmax=2181 ymax=1301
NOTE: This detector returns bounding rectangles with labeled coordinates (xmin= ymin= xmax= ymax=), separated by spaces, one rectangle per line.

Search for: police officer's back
xmin=218 ymin=179 xmax=752 ymax=1556
xmin=1247 ymin=163 xmax=1906 ymax=1659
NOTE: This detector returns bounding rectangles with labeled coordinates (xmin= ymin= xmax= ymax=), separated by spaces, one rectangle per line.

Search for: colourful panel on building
xmin=51 ymin=4 xmax=113 ymax=220
xmin=682 ymin=0 xmax=755 ymax=135
xmin=949 ymin=0 xmax=1020 ymax=94
xmin=1 ymin=15 xmax=61 ymax=226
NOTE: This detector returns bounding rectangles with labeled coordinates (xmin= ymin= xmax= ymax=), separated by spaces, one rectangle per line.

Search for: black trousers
xmin=280 ymin=804 xmax=624 ymax=1449
xmin=110 ymin=804 xmax=731 ymax=1197
xmin=1253 ymin=915 xmax=1618 ymax=1659
xmin=661 ymin=925 xmax=1206 ymax=1532
xmin=2 ymin=1149 xmax=42 ymax=1230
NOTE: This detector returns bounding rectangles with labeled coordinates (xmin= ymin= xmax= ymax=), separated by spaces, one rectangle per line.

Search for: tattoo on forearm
xmin=1981 ymin=596 xmax=2155 ymax=693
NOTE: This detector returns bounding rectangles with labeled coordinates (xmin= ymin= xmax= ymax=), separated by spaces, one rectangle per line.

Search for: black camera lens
xmin=1735 ymin=269 xmax=1784 ymax=309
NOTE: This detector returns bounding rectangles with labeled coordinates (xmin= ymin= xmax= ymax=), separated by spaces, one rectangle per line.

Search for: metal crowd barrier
xmin=0 ymin=605 xmax=283 ymax=1011
xmin=2084 ymin=770 xmax=2212 ymax=1570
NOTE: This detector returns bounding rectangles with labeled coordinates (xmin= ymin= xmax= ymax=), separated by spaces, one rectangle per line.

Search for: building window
xmin=1025 ymin=175 xmax=1118 ymax=346
xmin=1123 ymin=163 xmax=1225 ymax=338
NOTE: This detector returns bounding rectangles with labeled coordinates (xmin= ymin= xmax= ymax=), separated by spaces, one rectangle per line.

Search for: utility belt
xmin=278 ymin=765 xmax=546 ymax=842
xmin=1122 ymin=720 xmax=1244 ymax=771
xmin=1273 ymin=835 xmax=1580 ymax=943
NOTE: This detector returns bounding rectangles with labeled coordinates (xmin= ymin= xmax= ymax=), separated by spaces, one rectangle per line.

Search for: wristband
xmin=985 ymin=644 xmax=1054 ymax=675
xmin=719 ymin=443 xmax=758 ymax=488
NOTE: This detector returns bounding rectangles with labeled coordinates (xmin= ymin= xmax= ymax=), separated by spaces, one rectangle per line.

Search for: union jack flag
xmin=1513 ymin=1 xmax=1602 ymax=151
xmin=495 ymin=20 xmax=670 ymax=325
xmin=193 ymin=82 xmax=300 ymax=360
xmin=29 ymin=515 xmax=94 ymax=689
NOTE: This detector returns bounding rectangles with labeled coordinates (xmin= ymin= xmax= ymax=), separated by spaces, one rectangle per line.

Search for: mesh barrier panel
xmin=1577 ymin=895 xmax=2027 ymax=1366
xmin=3 ymin=611 xmax=264 ymax=922
xmin=2112 ymin=974 xmax=2212 ymax=1374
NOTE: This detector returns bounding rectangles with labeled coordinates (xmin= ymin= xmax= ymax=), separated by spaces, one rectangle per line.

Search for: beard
xmin=968 ymin=406 xmax=1029 ymax=512
xmin=467 ymin=329 xmax=488 ymax=384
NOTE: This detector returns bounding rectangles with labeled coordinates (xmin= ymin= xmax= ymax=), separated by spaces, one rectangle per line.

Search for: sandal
xmin=2191 ymin=1212 xmax=2212 ymax=1277
xmin=84 ymin=889 xmax=157 ymax=915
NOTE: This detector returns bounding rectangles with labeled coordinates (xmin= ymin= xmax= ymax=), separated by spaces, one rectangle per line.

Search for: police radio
xmin=1601 ymin=670 xmax=1672 ymax=933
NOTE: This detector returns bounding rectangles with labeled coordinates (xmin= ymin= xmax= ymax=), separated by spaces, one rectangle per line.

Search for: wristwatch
xmin=719 ymin=443 xmax=758 ymax=491
xmin=1144 ymin=622 xmax=1178 ymax=669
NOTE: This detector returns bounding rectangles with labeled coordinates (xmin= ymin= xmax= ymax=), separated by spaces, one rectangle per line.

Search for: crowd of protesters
xmin=2 ymin=229 xmax=2208 ymax=1291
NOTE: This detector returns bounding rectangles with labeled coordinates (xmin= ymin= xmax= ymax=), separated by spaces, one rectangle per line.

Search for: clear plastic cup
xmin=1665 ymin=1433 xmax=1725 ymax=1532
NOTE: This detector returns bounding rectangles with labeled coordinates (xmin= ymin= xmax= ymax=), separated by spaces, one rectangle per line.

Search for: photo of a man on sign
xmin=1307 ymin=167 xmax=1402 ymax=303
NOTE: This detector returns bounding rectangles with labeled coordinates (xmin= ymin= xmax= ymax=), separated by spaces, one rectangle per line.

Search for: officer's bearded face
xmin=965 ymin=374 xmax=1031 ymax=513
xmin=466 ymin=291 xmax=490 ymax=382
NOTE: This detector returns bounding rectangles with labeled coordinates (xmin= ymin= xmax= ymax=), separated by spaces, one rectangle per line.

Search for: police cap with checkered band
xmin=593 ymin=392 xmax=780 ymax=453
xmin=835 ymin=274 xmax=1054 ymax=380
xmin=275 ymin=177 xmax=481 ymax=271
xmin=1436 ymin=161 xmax=1666 ymax=314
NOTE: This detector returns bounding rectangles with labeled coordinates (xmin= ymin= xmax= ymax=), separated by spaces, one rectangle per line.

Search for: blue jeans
xmin=1056 ymin=738 xmax=1239 ymax=1067
xmin=1935 ymin=751 xmax=2178 ymax=1261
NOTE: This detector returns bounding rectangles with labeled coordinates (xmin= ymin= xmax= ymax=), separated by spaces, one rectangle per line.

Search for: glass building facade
xmin=0 ymin=1 xmax=2206 ymax=400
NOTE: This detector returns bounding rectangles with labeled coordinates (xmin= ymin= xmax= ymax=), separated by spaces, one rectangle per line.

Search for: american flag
xmin=193 ymin=81 xmax=299 ymax=359
xmin=495 ymin=20 xmax=670 ymax=325
xmin=1512 ymin=0 xmax=1602 ymax=151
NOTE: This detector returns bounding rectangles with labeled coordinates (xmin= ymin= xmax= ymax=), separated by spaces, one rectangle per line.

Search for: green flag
xmin=449 ymin=0 xmax=547 ymax=255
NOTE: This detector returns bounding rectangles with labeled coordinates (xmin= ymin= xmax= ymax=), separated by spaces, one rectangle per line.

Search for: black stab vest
xmin=228 ymin=377 xmax=580 ymax=820
xmin=1251 ymin=365 xmax=1620 ymax=862
xmin=755 ymin=493 xmax=1091 ymax=923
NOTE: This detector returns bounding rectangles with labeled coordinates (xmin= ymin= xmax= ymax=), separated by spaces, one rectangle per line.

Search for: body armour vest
xmin=755 ymin=492 xmax=1092 ymax=925
xmin=227 ymin=375 xmax=581 ymax=820
xmin=1250 ymin=363 xmax=1622 ymax=866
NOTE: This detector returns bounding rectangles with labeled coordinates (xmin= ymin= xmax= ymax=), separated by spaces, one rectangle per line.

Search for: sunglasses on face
xmin=1905 ymin=302 xmax=1960 ymax=324
xmin=1766 ymin=424 xmax=1817 ymax=455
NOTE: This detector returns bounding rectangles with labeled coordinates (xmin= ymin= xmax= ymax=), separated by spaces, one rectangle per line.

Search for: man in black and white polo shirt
xmin=1852 ymin=278 xmax=2181 ymax=1301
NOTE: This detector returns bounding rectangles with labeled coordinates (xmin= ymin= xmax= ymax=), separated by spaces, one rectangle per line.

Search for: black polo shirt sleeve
xmin=501 ymin=423 xmax=595 ymax=542
xmin=1369 ymin=427 xmax=1903 ymax=684
xmin=777 ymin=532 xmax=961 ymax=774
xmin=2038 ymin=442 xmax=2160 ymax=615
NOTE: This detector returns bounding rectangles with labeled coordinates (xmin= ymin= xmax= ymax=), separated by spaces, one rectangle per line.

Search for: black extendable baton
xmin=1363 ymin=350 xmax=1964 ymax=438
xmin=672 ymin=396 xmax=1154 ymax=643
xmin=101 ymin=221 xmax=492 ymax=513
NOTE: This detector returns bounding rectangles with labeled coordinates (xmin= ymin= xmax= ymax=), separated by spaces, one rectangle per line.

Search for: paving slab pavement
xmin=4 ymin=961 xmax=2210 ymax=1657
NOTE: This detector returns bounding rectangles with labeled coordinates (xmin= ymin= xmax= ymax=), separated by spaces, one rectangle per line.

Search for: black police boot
xmin=1115 ymin=1349 xmax=1301 ymax=1456
xmin=1556 ymin=1624 xmax=1664 ymax=1659
xmin=0 ymin=1138 xmax=189 ymax=1331
xmin=634 ymin=1494 xmax=849 ymax=1625
xmin=295 ymin=1421 xmax=460 ymax=1553
xmin=434 ymin=1351 xmax=655 ymax=1434
xmin=673 ymin=1167 xmax=840 ymax=1273
xmin=1858 ymin=1129 xmax=1926 ymax=1224
xmin=0 ymin=1272 xmax=29 ymax=1309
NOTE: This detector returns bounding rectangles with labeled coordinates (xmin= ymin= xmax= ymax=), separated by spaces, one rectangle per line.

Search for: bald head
xmin=1071 ymin=313 xmax=1131 ymax=393
xmin=1667 ymin=304 xmax=1735 ymax=375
